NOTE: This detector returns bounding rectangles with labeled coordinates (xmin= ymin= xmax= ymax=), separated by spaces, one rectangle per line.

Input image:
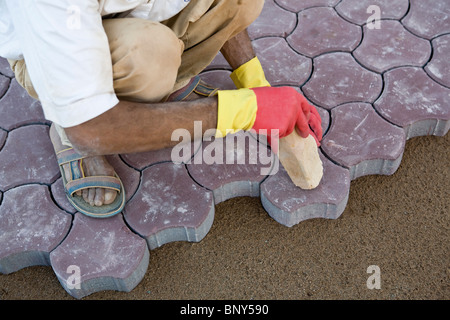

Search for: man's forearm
xmin=65 ymin=97 xmax=218 ymax=156
xmin=220 ymin=29 xmax=256 ymax=69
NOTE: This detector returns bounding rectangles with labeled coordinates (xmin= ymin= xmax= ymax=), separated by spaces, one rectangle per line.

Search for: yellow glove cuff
xmin=230 ymin=57 xmax=271 ymax=89
xmin=216 ymin=89 xmax=258 ymax=138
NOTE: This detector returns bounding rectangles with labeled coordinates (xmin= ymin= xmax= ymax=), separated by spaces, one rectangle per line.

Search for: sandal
xmin=50 ymin=126 xmax=126 ymax=218
xmin=165 ymin=75 xmax=219 ymax=102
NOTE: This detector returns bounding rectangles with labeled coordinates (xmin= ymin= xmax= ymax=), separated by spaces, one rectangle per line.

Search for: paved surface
xmin=0 ymin=0 xmax=449 ymax=299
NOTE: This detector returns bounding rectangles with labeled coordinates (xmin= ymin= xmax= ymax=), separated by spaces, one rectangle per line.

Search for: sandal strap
xmin=57 ymin=147 xmax=84 ymax=166
xmin=166 ymin=76 xmax=218 ymax=101
xmin=65 ymin=175 xmax=122 ymax=196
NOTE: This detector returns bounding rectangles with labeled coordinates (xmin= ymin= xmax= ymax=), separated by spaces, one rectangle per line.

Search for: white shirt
xmin=0 ymin=0 xmax=191 ymax=127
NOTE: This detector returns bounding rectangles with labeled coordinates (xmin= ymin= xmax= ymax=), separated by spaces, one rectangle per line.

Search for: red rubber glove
xmin=250 ymin=87 xmax=322 ymax=146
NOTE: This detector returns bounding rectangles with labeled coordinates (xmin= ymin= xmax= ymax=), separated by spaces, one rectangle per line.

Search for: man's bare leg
xmin=65 ymin=29 xmax=257 ymax=207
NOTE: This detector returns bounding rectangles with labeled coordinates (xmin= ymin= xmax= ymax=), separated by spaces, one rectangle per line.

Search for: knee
xmin=235 ymin=0 xmax=265 ymax=30
xmin=108 ymin=19 xmax=184 ymax=102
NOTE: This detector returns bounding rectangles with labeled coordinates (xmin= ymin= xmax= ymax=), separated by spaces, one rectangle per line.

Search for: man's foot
xmin=50 ymin=124 xmax=118 ymax=208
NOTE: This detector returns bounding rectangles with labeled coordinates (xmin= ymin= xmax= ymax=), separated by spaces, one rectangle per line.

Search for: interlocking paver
xmin=303 ymin=52 xmax=383 ymax=109
xmin=260 ymin=150 xmax=351 ymax=227
xmin=50 ymin=213 xmax=149 ymax=299
xmin=287 ymin=7 xmax=362 ymax=57
xmin=374 ymin=67 xmax=450 ymax=139
xmin=0 ymin=125 xmax=59 ymax=191
xmin=248 ymin=0 xmax=296 ymax=40
xmin=187 ymin=131 xmax=276 ymax=204
xmin=402 ymin=0 xmax=450 ymax=40
xmin=0 ymin=184 xmax=72 ymax=274
xmin=321 ymin=102 xmax=406 ymax=180
xmin=425 ymin=34 xmax=450 ymax=88
xmin=0 ymin=79 xmax=48 ymax=131
xmin=1 ymin=0 xmax=449 ymax=299
xmin=354 ymin=20 xmax=431 ymax=73
xmin=124 ymin=162 xmax=214 ymax=250
xmin=253 ymin=37 xmax=312 ymax=86
xmin=335 ymin=0 xmax=409 ymax=25
xmin=275 ymin=0 xmax=339 ymax=12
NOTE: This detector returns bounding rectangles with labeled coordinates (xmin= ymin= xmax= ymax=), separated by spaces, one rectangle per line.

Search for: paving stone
xmin=0 ymin=74 xmax=10 ymax=98
xmin=204 ymin=52 xmax=231 ymax=71
xmin=248 ymin=0 xmax=297 ymax=39
xmin=335 ymin=0 xmax=409 ymax=25
xmin=124 ymin=162 xmax=214 ymax=250
xmin=303 ymin=52 xmax=383 ymax=109
xmin=275 ymin=0 xmax=340 ymax=12
xmin=51 ymin=177 xmax=77 ymax=214
xmin=253 ymin=37 xmax=312 ymax=86
xmin=402 ymin=0 xmax=450 ymax=40
xmin=260 ymin=150 xmax=350 ymax=227
xmin=374 ymin=67 xmax=450 ymax=139
xmin=425 ymin=34 xmax=450 ymax=88
xmin=200 ymin=70 xmax=235 ymax=90
xmin=121 ymin=141 xmax=201 ymax=171
xmin=353 ymin=20 xmax=431 ymax=73
xmin=50 ymin=213 xmax=149 ymax=299
xmin=0 ymin=125 xmax=60 ymax=191
xmin=0 ymin=128 xmax=6 ymax=150
xmin=187 ymin=131 xmax=276 ymax=204
xmin=0 ymin=79 xmax=48 ymax=131
xmin=321 ymin=103 xmax=406 ymax=180
xmin=0 ymin=184 xmax=72 ymax=274
xmin=287 ymin=7 xmax=362 ymax=57
xmin=0 ymin=57 xmax=14 ymax=78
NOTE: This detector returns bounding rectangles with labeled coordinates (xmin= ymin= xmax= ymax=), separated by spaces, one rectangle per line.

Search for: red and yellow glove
xmin=216 ymin=86 xmax=323 ymax=146
xmin=224 ymin=57 xmax=322 ymax=146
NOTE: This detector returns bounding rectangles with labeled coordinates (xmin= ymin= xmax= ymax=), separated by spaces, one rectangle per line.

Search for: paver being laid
xmin=0 ymin=0 xmax=449 ymax=299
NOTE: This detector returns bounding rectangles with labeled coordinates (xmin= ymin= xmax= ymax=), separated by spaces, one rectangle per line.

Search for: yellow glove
xmin=229 ymin=57 xmax=271 ymax=89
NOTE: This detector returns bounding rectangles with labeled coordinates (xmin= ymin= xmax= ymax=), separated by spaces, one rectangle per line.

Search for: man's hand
xmin=216 ymin=86 xmax=322 ymax=145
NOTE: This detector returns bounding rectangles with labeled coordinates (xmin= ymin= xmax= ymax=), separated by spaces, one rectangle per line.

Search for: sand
xmin=0 ymin=134 xmax=448 ymax=300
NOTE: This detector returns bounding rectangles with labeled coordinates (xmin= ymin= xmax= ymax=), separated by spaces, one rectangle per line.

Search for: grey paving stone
xmin=0 ymin=125 xmax=60 ymax=191
xmin=374 ymin=67 xmax=450 ymax=139
xmin=0 ymin=184 xmax=72 ymax=274
xmin=321 ymin=103 xmax=406 ymax=180
xmin=260 ymin=150 xmax=351 ymax=227
xmin=124 ymin=162 xmax=214 ymax=250
xmin=50 ymin=213 xmax=149 ymax=299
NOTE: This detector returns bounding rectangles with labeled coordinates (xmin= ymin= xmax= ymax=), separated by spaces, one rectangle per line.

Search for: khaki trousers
xmin=9 ymin=0 xmax=264 ymax=145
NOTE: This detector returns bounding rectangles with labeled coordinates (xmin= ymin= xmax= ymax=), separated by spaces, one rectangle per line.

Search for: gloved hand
xmin=216 ymin=86 xmax=323 ymax=146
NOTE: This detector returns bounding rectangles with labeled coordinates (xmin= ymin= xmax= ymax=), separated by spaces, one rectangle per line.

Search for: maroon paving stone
xmin=253 ymin=37 xmax=312 ymax=86
xmin=335 ymin=0 xmax=409 ymax=25
xmin=124 ymin=162 xmax=214 ymax=250
xmin=50 ymin=213 xmax=149 ymax=299
xmin=402 ymin=0 xmax=450 ymax=40
xmin=374 ymin=67 xmax=450 ymax=139
xmin=0 ymin=57 xmax=14 ymax=78
xmin=200 ymin=70 xmax=235 ymax=90
xmin=287 ymin=7 xmax=362 ymax=58
xmin=0 ymin=184 xmax=72 ymax=274
xmin=248 ymin=0 xmax=297 ymax=40
xmin=0 ymin=74 xmax=10 ymax=99
xmin=425 ymin=34 xmax=450 ymax=88
xmin=105 ymin=155 xmax=140 ymax=202
xmin=51 ymin=177 xmax=77 ymax=214
xmin=303 ymin=52 xmax=383 ymax=109
xmin=260 ymin=150 xmax=350 ymax=227
xmin=321 ymin=103 xmax=406 ymax=180
xmin=187 ymin=131 xmax=276 ymax=204
xmin=353 ymin=20 xmax=431 ymax=73
xmin=204 ymin=52 xmax=231 ymax=71
xmin=275 ymin=0 xmax=340 ymax=12
xmin=121 ymin=141 xmax=201 ymax=171
xmin=0 ymin=79 xmax=48 ymax=131
xmin=0 ymin=125 xmax=60 ymax=191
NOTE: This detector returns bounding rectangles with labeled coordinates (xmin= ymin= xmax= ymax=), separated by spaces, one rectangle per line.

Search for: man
xmin=0 ymin=0 xmax=322 ymax=218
